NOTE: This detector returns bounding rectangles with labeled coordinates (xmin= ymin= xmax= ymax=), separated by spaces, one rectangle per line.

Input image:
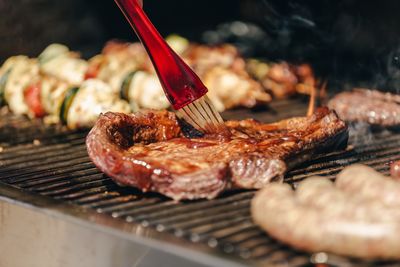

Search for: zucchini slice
xmin=38 ymin=44 xmax=69 ymax=65
xmin=0 ymin=69 xmax=11 ymax=107
xmin=120 ymin=71 xmax=138 ymax=101
xmin=59 ymin=87 xmax=79 ymax=125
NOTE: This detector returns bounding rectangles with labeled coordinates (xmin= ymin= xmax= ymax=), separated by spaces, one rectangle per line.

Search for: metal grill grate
xmin=1 ymin=98 xmax=400 ymax=266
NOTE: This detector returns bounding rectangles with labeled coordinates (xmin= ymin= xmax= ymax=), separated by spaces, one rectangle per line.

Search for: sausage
xmin=296 ymin=176 xmax=400 ymax=222
xmin=251 ymin=182 xmax=400 ymax=259
xmin=336 ymin=164 xmax=400 ymax=207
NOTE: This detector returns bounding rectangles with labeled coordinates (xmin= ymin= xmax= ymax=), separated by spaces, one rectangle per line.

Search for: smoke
xmin=385 ymin=47 xmax=400 ymax=94
xmin=202 ymin=0 xmax=400 ymax=93
xmin=348 ymin=122 xmax=376 ymax=147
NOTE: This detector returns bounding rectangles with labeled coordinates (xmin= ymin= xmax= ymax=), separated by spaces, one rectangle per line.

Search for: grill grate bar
xmin=52 ymin=184 xmax=121 ymax=201
xmin=0 ymin=154 xmax=91 ymax=180
xmin=97 ymin=197 xmax=165 ymax=214
xmin=190 ymin=218 xmax=254 ymax=242
xmin=112 ymin=191 xmax=253 ymax=219
xmin=211 ymin=223 xmax=260 ymax=241
xmin=164 ymin=208 xmax=250 ymax=233
xmin=149 ymin=198 xmax=251 ymax=227
xmin=0 ymin=128 xmax=86 ymax=146
xmin=0 ymin=137 xmax=85 ymax=160
xmin=288 ymin=139 xmax=400 ymax=176
xmin=0 ymin=160 xmax=93 ymax=183
xmin=0 ymin=145 xmax=87 ymax=168
xmin=287 ymin=148 xmax=400 ymax=183
xmin=14 ymin=167 xmax=100 ymax=188
xmin=40 ymin=178 xmax=114 ymax=196
xmin=128 ymin=193 xmax=252 ymax=222
xmin=29 ymin=173 xmax=108 ymax=192
xmin=174 ymin=216 xmax=252 ymax=244
xmin=77 ymin=194 xmax=139 ymax=207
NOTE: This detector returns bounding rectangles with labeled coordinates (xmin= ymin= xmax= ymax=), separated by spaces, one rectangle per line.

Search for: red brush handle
xmin=114 ymin=0 xmax=208 ymax=110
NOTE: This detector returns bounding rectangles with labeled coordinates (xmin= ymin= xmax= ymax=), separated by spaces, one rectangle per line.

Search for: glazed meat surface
xmin=86 ymin=108 xmax=348 ymax=200
xmin=328 ymin=89 xmax=400 ymax=126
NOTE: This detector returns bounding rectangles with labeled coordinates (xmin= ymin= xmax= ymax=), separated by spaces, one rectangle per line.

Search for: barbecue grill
xmin=3 ymin=0 xmax=400 ymax=266
xmin=1 ymin=98 xmax=399 ymax=267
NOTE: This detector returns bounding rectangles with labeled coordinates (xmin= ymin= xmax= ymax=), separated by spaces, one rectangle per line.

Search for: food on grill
xmin=328 ymin=88 xmax=400 ymax=126
xmin=0 ymin=45 xmax=131 ymax=128
xmin=1 ymin=37 xmax=316 ymax=128
xmin=0 ymin=56 xmax=39 ymax=115
xmin=337 ymin=164 xmax=400 ymax=206
xmin=181 ymin=43 xmax=245 ymax=76
xmin=86 ymin=41 xmax=151 ymax=92
xmin=28 ymin=76 xmax=130 ymax=128
xmin=201 ymin=66 xmax=271 ymax=111
xmin=38 ymin=44 xmax=88 ymax=85
xmin=88 ymin=39 xmax=271 ymax=112
xmin=246 ymin=59 xmax=315 ymax=98
xmin=120 ymin=70 xmax=170 ymax=111
xmin=34 ymin=74 xmax=71 ymax=122
xmin=391 ymin=160 xmax=400 ymax=180
xmin=62 ymin=79 xmax=130 ymax=129
xmin=252 ymin=164 xmax=400 ymax=259
xmin=88 ymin=42 xmax=170 ymax=111
xmin=86 ymin=107 xmax=348 ymax=200
xmin=24 ymin=81 xmax=46 ymax=118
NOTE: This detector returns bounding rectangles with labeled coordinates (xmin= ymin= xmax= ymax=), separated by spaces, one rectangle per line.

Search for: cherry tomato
xmin=84 ymin=61 xmax=101 ymax=80
xmin=24 ymin=82 xmax=46 ymax=118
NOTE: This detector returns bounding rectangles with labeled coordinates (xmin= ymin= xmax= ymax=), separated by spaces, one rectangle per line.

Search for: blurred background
xmin=2 ymin=0 xmax=400 ymax=91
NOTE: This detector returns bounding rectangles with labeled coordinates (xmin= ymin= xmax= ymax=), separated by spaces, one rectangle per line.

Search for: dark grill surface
xmin=1 ymin=99 xmax=400 ymax=267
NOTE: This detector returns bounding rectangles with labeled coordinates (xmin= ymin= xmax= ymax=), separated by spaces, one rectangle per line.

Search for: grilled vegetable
xmin=87 ymin=41 xmax=148 ymax=93
xmin=39 ymin=74 xmax=71 ymax=124
xmin=127 ymin=71 xmax=169 ymax=111
xmin=24 ymin=82 xmax=46 ymax=118
xmin=120 ymin=71 xmax=138 ymax=101
xmin=166 ymin=34 xmax=189 ymax=55
xmin=38 ymin=43 xmax=69 ymax=64
xmin=39 ymin=44 xmax=88 ymax=85
xmin=1 ymin=56 xmax=39 ymax=115
xmin=59 ymin=87 xmax=79 ymax=125
xmin=0 ymin=69 xmax=10 ymax=107
xmin=84 ymin=55 xmax=102 ymax=80
xmin=66 ymin=79 xmax=131 ymax=129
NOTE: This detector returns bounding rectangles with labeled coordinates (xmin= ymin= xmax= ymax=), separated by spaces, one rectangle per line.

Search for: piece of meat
xmin=251 ymin=179 xmax=400 ymax=260
xmin=86 ymin=108 xmax=348 ymax=200
xmin=336 ymin=164 xmax=400 ymax=207
xmin=297 ymin=177 xmax=400 ymax=222
xmin=328 ymin=89 xmax=400 ymax=127
xmin=202 ymin=66 xmax=271 ymax=112
xmin=182 ymin=44 xmax=245 ymax=76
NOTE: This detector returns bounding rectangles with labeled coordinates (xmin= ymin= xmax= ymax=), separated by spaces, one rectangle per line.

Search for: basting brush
xmin=115 ymin=0 xmax=224 ymax=133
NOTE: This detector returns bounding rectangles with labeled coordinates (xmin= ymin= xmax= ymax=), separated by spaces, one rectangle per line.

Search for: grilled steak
xmin=328 ymin=89 xmax=400 ymax=127
xmin=86 ymin=108 xmax=348 ymax=200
